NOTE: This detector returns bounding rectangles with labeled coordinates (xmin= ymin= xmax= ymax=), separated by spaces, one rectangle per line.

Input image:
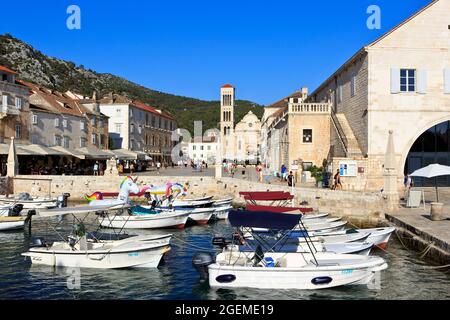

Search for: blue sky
xmin=0 ymin=0 xmax=430 ymax=105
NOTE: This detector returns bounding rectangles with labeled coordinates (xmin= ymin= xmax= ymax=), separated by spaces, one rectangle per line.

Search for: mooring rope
xmin=169 ymin=234 xmax=216 ymax=252
xmin=345 ymin=220 xmax=450 ymax=271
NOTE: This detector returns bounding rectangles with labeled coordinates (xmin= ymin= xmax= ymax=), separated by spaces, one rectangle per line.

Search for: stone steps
xmin=334 ymin=113 xmax=363 ymax=157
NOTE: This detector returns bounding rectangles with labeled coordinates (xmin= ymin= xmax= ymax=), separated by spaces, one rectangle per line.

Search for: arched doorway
xmin=405 ymin=120 xmax=450 ymax=187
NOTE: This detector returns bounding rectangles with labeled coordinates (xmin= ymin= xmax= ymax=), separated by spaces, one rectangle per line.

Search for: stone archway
xmin=402 ymin=117 xmax=450 ymax=187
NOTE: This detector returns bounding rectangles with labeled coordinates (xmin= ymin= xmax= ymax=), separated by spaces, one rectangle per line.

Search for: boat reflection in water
xmin=27 ymin=264 xmax=173 ymax=299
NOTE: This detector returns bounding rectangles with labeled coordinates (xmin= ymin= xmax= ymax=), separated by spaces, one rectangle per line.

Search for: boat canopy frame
xmin=228 ymin=210 xmax=320 ymax=266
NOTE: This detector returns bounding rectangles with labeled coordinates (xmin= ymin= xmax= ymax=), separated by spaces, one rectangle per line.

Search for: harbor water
xmin=0 ymin=214 xmax=449 ymax=300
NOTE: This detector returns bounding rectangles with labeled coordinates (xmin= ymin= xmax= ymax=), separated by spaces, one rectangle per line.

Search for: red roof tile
xmin=221 ymin=84 xmax=234 ymax=88
xmin=0 ymin=65 xmax=17 ymax=75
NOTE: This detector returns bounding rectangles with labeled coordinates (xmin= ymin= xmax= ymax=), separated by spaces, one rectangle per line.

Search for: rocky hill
xmin=0 ymin=34 xmax=263 ymax=134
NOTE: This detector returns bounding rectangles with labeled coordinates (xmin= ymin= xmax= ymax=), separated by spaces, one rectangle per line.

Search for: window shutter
xmin=444 ymin=69 xmax=450 ymax=94
xmin=390 ymin=68 xmax=400 ymax=93
xmin=417 ymin=69 xmax=427 ymax=93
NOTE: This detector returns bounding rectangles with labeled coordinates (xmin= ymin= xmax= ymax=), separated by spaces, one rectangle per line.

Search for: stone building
xmin=98 ymin=94 xmax=176 ymax=164
xmin=22 ymin=81 xmax=109 ymax=150
xmin=307 ymin=0 xmax=450 ymax=190
xmin=262 ymin=88 xmax=331 ymax=173
xmin=0 ymin=65 xmax=30 ymax=145
xmin=263 ymin=0 xmax=450 ymax=190
xmin=188 ymin=136 xmax=218 ymax=164
xmin=219 ymin=84 xmax=262 ymax=163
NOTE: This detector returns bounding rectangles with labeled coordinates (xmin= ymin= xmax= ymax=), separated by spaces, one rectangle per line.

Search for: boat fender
xmin=215 ymin=274 xmax=236 ymax=283
xmin=311 ymin=276 xmax=333 ymax=285
xmin=192 ymin=252 xmax=215 ymax=281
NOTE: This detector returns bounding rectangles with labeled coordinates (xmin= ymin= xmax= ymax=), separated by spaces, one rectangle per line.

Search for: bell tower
xmin=220 ymin=84 xmax=235 ymax=159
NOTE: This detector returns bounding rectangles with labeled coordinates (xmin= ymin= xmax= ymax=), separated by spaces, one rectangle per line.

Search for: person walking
xmin=287 ymin=171 xmax=294 ymax=187
xmin=263 ymin=165 xmax=271 ymax=184
xmin=281 ymin=164 xmax=287 ymax=181
xmin=256 ymin=164 xmax=263 ymax=182
xmin=333 ymin=169 xmax=342 ymax=190
xmin=93 ymin=161 xmax=99 ymax=176
xmin=156 ymin=161 xmax=161 ymax=174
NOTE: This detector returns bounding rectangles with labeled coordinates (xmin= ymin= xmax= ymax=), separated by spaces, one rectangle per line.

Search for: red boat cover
xmin=246 ymin=204 xmax=314 ymax=213
xmin=243 ymin=194 xmax=294 ymax=201
xmin=239 ymin=191 xmax=288 ymax=197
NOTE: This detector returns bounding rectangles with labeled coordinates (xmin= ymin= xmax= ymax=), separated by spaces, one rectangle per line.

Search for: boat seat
xmin=276 ymin=254 xmax=308 ymax=268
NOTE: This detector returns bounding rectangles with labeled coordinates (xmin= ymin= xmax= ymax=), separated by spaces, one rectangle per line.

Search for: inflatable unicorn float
xmin=87 ymin=176 xmax=140 ymax=207
xmin=86 ymin=177 xmax=192 ymax=229
xmin=85 ymin=178 xmax=189 ymax=206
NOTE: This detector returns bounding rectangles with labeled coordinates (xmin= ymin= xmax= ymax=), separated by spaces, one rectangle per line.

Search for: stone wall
xmin=219 ymin=177 xmax=388 ymax=223
xmin=11 ymin=175 xmax=390 ymax=223
xmin=11 ymin=175 xmax=221 ymax=201
xmin=0 ymin=176 xmax=11 ymax=194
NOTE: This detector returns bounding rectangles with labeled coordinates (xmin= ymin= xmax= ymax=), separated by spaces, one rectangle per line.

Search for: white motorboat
xmin=205 ymin=250 xmax=387 ymax=290
xmin=212 ymin=205 xmax=232 ymax=220
xmin=238 ymin=240 xmax=373 ymax=255
xmin=194 ymin=210 xmax=387 ymax=290
xmin=99 ymin=207 xmax=190 ymax=229
xmin=305 ymin=232 xmax=370 ymax=244
xmin=187 ymin=207 xmax=215 ymax=225
xmin=0 ymin=195 xmax=57 ymax=209
xmin=213 ymin=198 xmax=233 ymax=207
xmin=253 ymin=220 xmax=347 ymax=234
xmin=0 ymin=216 xmax=26 ymax=231
xmin=312 ymin=227 xmax=396 ymax=249
xmin=0 ymin=205 xmax=10 ymax=217
xmin=301 ymin=212 xmax=329 ymax=220
xmin=22 ymin=204 xmax=172 ymax=269
xmin=303 ymin=217 xmax=342 ymax=224
xmin=167 ymin=199 xmax=214 ymax=208
xmin=242 ymin=230 xmax=370 ymax=244
xmin=0 ymin=204 xmax=30 ymax=231
xmin=0 ymin=192 xmax=71 ymax=210
xmin=361 ymin=227 xmax=396 ymax=249
xmin=23 ymin=236 xmax=171 ymax=269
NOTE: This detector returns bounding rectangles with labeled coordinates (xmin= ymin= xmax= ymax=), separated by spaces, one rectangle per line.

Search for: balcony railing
xmin=288 ymin=103 xmax=331 ymax=114
xmin=269 ymin=102 xmax=332 ymax=131
xmin=1 ymin=105 xmax=20 ymax=116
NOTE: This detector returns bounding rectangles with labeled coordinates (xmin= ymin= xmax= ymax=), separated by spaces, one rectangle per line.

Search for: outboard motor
xmin=192 ymin=252 xmax=215 ymax=281
xmin=29 ymin=237 xmax=47 ymax=248
xmin=212 ymin=237 xmax=231 ymax=249
xmin=8 ymin=204 xmax=24 ymax=217
xmin=18 ymin=192 xmax=32 ymax=200
xmin=57 ymin=193 xmax=71 ymax=208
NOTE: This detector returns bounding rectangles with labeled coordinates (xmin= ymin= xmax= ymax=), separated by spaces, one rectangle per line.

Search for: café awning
xmin=110 ymin=149 xmax=149 ymax=160
xmin=74 ymin=147 xmax=115 ymax=160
